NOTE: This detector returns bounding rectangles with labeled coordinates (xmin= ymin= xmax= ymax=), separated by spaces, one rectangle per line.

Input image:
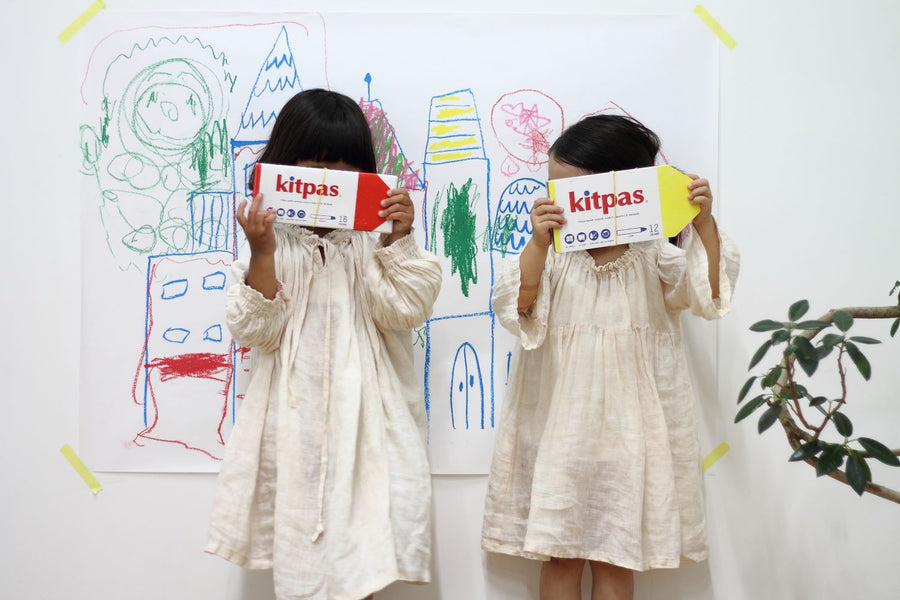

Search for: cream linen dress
xmin=481 ymin=230 xmax=739 ymax=571
xmin=206 ymin=226 xmax=441 ymax=600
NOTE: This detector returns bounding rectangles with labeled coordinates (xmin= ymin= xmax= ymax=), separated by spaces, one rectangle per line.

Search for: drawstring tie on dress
xmin=311 ymin=240 xmax=332 ymax=542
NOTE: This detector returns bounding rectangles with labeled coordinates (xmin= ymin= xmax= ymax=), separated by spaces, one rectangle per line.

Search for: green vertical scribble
xmin=433 ymin=179 xmax=479 ymax=296
xmin=413 ymin=325 xmax=426 ymax=349
xmin=100 ymin=96 xmax=111 ymax=147
xmin=492 ymin=214 xmax=518 ymax=257
xmin=190 ymin=118 xmax=229 ymax=189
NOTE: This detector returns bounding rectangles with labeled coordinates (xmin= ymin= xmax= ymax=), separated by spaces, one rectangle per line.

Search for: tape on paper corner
xmin=57 ymin=0 xmax=106 ymax=44
xmin=693 ymin=5 xmax=738 ymax=51
xmin=702 ymin=442 xmax=730 ymax=472
xmin=60 ymin=444 xmax=103 ymax=494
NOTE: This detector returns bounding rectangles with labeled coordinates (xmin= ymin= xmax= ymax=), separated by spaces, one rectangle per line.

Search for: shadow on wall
xmin=636 ymin=560 xmax=713 ymax=599
xmin=234 ymin=549 xmax=711 ymax=599
xmin=239 ymin=569 xmax=275 ymax=600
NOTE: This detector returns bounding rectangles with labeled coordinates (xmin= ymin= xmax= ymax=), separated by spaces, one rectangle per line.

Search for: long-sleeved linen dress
xmin=481 ymin=230 xmax=739 ymax=571
xmin=206 ymin=226 xmax=441 ymax=600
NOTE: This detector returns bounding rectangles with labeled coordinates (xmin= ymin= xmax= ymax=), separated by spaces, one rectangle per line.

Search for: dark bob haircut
xmin=250 ymin=89 xmax=377 ymax=187
xmin=549 ymin=114 xmax=660 ymax=174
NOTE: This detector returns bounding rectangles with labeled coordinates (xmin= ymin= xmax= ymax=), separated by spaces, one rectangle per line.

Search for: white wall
xmin=3 ymin=1 xmax=899 ymax=599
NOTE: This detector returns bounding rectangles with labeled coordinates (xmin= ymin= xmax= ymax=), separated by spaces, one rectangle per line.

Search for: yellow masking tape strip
xmin=702 ymin=442 xmax=730 ymax=472
xmin=58 ymin=0 xmax=106 ymax=44
xmin=60 ymin=444 xmax=103 ymax=494
xmin=693 ymin=5 xmax=737 ymax=50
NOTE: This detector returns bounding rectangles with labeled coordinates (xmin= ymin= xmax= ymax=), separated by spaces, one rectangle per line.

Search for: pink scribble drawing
xmin=359 ymin=74 xmax=425 ymax=192
xmin=490 ymin=89 xmax=564 ymax=177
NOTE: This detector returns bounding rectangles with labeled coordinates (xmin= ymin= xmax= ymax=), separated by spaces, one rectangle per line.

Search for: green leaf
xmin=816 ymin=345 xmax=834 ymax=360
xmin=776 ymin=387 xmax=794 ymax=400
xmin=858 ymin=437 xmax=900 ymax=466
xmin=792 ymin=336 xmax=818 ymax=361
xmin=795 ymin=320 xmax=830 ymax=330
xmin=748 ymin=340 xmax=773 ymax=369
xmin=848 ymin=336 xmax=881 ymax=345
xmin=845 ymin=341 xmax=872 ymax=380
xmin=809 ymin=396 xmax=828 ymax=407
xmin=770 ymin=329 xmax=791 ymax=344
xmin=891 ymin=318 xmax=899 ymax=338
xmin=750 ymin=319 xmax=785 ymax=332
xmin=816 ymin=444 xmax=846 ymax=477
xmin=821 ymin=333 xmax=845 ymax=348
xmin=797 ymin=357 xmax=819 ymax=377
xmin=738 ymin=376 xmax=756 ymax=403
xmin=832 ymin=412 xmax=853 ymax=437
xmin=845 ymin=453 xmax=870 ymax=496
xmin=762 ymin=366 xmax=783 ymax=388
xmin=788 ymin=299 xmax=809 ymax=321
xmin=890 ymin=280 xmax=900 ymax=296
xmin=757 ymin=403 xmax=783 ymax=433
xmin=789 ymin=441 xmax=824 ymax=462
xmin=832 ymin=310 xmax=854 ymax=332
xmin=735 ymin=396 xmax=767 ymax=423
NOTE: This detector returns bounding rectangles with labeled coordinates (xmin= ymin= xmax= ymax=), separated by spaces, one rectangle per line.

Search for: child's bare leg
xmin=540 ymin=557 xmax=585 ymax=600
xmin=588 ymin=560 xmax=633 ymax=600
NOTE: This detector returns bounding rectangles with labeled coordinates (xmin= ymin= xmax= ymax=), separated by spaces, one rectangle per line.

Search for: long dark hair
xmin=249 ymin=89 xmax=377 ymax=187
xmin=549 ymin=114 xmax=660 ymax=173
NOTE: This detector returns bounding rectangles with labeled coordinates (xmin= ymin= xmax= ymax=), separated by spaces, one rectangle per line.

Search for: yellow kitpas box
xmin=252 ymin=163 xmax=397 ymax=233
xmin=549 ymin=165 xmax=700 ymax=253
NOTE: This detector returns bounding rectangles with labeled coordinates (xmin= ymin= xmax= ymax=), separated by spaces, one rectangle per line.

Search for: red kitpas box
xmin=251 ymin=163 xmax=397 ymax=233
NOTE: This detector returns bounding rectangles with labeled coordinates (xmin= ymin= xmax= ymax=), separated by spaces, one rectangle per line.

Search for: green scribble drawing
xmin=413 ymin=325 xmax=427 ymax=349
xmin=80 ymin=36 xmax=235 ymax=270
xmin=491 ymin=213 xmax=519 ymax=257
xmin=430 ymin=179 xmax=480 ymax=297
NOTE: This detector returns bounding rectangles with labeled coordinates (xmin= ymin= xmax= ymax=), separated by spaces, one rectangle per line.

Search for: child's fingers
xmin=236 ymin=199 xmax=249 ymax=228
xmin=380 ymin=202 xmax=413 ymax=220
xmin=532 ymin=200 xmax=563 ymax=216
xmin=248 ymin=193 xmax=265 ymax=213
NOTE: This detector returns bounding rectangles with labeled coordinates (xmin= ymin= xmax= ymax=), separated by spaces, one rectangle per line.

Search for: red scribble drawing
xmin=131 ymin=254 xmax=234 ymax=460
xmin=490 ymin=89 xmax=564 ymax=177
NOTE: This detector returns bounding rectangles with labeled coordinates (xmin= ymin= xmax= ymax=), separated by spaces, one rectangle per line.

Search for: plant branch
xmin=779 ymin=413 xmax=900 ymax=504
xmin=773 ymin=305 xmax=900 ymax=504
xmin=811 ymin=346 xmax=847 ymax=441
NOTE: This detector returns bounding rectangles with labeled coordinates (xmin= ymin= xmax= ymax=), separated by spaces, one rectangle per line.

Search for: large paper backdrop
xmin=79 ymin=12 xmax=718 ymax=473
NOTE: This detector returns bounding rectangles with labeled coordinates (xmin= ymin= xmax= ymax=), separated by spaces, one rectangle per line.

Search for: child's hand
xmin=687 ymin=175 xmax=715 ymax=229
xmin=236 ymin=194 xmax=277 ymax=255
xmin=529 ymin=197 xmax=566 ymax=250
xmin=381 ymin=188 xmax=414 ymax=245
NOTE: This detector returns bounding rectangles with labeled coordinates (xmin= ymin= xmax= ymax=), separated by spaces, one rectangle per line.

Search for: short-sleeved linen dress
xmin=481 ymin=230 xmax=739 ymax=571
xmin=206 ymin=226 xmax=441 ymax=600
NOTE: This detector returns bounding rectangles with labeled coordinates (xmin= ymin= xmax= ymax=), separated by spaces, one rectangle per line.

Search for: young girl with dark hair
xmin=206 ymin=89 xmax=441 ymax=600
xmin=481 ymin=114 xmax=740 ymax=600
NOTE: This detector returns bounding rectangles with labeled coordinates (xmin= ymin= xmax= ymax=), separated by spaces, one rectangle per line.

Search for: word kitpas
xmin=548 ymin=165 xmax=699 ymax=253
xmin=252 ymin=163 xmax=398 ymax=233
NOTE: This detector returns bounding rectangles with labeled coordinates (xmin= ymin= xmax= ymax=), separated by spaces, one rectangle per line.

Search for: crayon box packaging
xmin=549 ymin=165 xmax=699 ymax=252
xmin=252 ymin=163 xmax=397 ymax=233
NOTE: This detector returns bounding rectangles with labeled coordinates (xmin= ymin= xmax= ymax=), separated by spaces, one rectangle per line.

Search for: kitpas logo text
xmin=568 ymin=188 xmax=645 ymax=214
xmin=274 ymin=174 xmax=340 ymax=199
